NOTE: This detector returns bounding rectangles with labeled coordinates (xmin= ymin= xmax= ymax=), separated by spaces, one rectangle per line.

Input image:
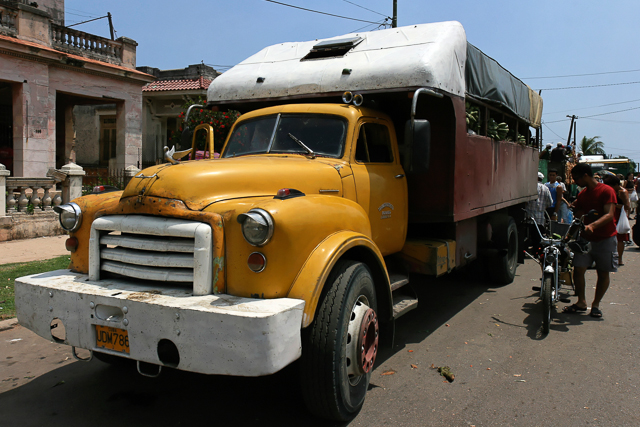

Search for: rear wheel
xmin=542 ymin=273 xmax=553 ymax=334
xmin=488 ymin=217 xmax=519 ymax=285
xmin=300 ymin=260 xmax=378 ymax=422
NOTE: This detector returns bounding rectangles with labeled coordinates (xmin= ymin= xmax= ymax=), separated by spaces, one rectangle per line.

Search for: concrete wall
xmin=0 ymin=56 xmax=55 ymax=177
xmin=0 ymin=50 xmax=146 ymax=176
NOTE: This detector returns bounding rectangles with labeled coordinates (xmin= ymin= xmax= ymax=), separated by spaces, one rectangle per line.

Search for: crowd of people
xmin=526 ymin=155 xmax=639 ymax=320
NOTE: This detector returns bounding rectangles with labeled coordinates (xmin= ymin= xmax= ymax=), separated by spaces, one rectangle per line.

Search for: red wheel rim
xmin=357 ymin=308 xmax=378 ymax=373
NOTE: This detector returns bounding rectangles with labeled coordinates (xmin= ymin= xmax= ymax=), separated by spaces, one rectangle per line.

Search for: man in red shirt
xmin=564 ymin=163 xmax=617 ymax=318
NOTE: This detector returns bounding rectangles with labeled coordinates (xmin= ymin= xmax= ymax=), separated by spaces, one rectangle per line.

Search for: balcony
xmin=51 ymin=24 xmax=124 ymax=63
xmin=0 ymin=2 xmax=137 ymax=69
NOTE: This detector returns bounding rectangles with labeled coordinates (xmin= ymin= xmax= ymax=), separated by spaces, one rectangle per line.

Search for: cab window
xmin=355 ymin=123 xmax=393 ymax=163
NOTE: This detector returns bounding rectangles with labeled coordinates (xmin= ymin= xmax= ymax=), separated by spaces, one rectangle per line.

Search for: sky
xmin=65 ymin=0 xmax=640 ymax=169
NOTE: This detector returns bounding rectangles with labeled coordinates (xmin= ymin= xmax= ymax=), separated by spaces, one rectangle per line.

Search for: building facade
xmin=0 ymin=0 xmax=155 ymax=177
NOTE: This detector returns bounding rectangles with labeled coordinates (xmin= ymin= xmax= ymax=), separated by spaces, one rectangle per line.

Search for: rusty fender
xmin=287 ymin=230 xmax=392 ymax=328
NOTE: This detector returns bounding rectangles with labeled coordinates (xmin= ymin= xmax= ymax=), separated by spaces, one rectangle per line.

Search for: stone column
xmin=0 ymin=163 xmax=10 ymax=217
xmin=60 ymin=162 xmax=85 ymax=203
xmin=123 ymin=164 xmax=141 ymax=188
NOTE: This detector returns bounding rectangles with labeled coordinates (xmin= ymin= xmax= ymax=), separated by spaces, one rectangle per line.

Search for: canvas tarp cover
xmin=466 ymin=43 xmax=542 ymax=127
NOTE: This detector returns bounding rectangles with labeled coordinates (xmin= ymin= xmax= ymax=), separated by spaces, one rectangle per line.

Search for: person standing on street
xmin=624 ymin=172 xmax=637 ymax=216
xmin=604 ymin=175 xmax=631 ymax=264
xmin=545 ymin=169 xmax=564 ymax=222
xmin=526 ymin=172 xmax=553 ymax=246
xmin=549 ymin=143 xmax=566 ymax=178
xmin=564 ymin=163 xmax=617 ymax=319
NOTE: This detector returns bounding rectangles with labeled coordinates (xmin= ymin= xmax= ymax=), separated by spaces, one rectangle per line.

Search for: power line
xmin=538 ymin=81 xmax=640 ymax=91
xmin=350 ymin=19 xmax=388 ymax=33
xmin=264 ymin=0 xmax=384 ymax=25
xmin=545 ymin=105 xmax=640 ymax=123
xmin=524 ymin=68 xmax=640 ymax=80
xmin=342 ymin=0 xmax=389 ymax=18
xmin=543 ymin=98 xmax=640 ymax=114
xmin=581 ymin=105 xmax=640 ymax=118
xmin=66 ymin=11 xmax=100 ymax=19
xmin=582 ymin=117 xmax=640 ymax=124
xmin=542 ymin=122 xmax=564 ymax=139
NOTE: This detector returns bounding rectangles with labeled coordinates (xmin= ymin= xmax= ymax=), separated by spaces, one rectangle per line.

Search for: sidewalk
xmin=0 ymin=235 xmax=68 ymax=265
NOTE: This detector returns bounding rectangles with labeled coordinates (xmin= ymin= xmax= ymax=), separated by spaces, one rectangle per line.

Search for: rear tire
xmin=488 ymin=217 xmax=518 ymax=285
xmin=300 ymin=260 xmax=378 ymax=422
xmin=542 ymin=273 xmax=552 ymax=334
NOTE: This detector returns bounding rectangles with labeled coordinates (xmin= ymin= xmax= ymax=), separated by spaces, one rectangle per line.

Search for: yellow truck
xmin=16 ymin=21 xmax=542 ymax=421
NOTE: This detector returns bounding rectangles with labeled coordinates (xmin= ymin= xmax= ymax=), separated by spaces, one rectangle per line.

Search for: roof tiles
xmin=143 ymin=75 xmax=212 ymax=92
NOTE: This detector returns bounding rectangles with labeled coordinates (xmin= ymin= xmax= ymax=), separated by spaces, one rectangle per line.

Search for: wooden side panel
xmin=400 ymin=239 xmax=456 ymax=277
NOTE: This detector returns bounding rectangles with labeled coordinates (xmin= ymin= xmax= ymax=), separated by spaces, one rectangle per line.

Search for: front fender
xmin=287 ymin=231 xmax=391 ymax=328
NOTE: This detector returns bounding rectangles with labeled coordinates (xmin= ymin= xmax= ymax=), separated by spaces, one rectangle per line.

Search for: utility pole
xmin=392 ymin=0 xmax=397 ymax=28
xmin=107 ymin=12 xmax=114 ymax=40
xmin=566 ymin=114 xmax=577 ymax=148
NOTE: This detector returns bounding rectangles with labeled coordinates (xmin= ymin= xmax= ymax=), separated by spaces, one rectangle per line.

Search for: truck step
xmin=389 ymin=274 xmax=409 ymax=291
xmin=392 ymin=293 xmax=418 ymax=319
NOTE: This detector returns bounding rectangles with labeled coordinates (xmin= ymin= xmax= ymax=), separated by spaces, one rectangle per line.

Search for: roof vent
xmin=302 ymin=37 xmax=363 ymax=61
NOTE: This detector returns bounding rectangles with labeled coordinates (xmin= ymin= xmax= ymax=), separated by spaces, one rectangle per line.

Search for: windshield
xmin=223 ymin=114 xmax=347 ymax=158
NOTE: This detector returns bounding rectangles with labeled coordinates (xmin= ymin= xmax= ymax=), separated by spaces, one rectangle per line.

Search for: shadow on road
xmin=1 ymin=358 xmax=343 ymax=427
xmin=378 ymin=266 xmax=498 ymax=363
xmin=0 ymin=264 xmax=523 ymax=426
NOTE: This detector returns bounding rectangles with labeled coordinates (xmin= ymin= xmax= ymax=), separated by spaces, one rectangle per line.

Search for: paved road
xmin=1 ymin=247 xmax=639 ymax=426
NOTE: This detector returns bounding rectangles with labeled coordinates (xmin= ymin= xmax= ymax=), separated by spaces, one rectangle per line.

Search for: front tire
xmin=300 ymin=260 xmax=378 ymax=422
xmin=542 ymin=273 xmax=553 ymax=334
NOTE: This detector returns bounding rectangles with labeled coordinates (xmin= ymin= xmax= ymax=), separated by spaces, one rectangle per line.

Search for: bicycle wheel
xmin=542 ymin=273 xmax=553 ymax=334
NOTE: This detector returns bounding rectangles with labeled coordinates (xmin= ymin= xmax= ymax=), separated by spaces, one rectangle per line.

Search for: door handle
xmin=395 ymin=174 xmax=405 ymax=179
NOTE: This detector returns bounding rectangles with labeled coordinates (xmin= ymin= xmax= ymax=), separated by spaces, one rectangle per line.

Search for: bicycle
xmin=524 ymin=211 xmax=593 ymax=334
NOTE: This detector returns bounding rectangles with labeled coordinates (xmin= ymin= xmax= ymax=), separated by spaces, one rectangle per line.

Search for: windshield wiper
xmin=288 ymin=133 xmax=315 ymax=159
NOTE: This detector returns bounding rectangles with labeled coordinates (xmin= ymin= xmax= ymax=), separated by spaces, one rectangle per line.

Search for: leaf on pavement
xmin=411 ymin=364 xmax=418 ymax=369
xmin=381 ymin=370 xmax=396 ymax=376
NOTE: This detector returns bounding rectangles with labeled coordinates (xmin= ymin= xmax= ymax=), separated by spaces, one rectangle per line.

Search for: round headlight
xmin=53 ymin=202 xmax=83 ymax=232
xmin=237 ymin=208 xmax=274 ymax=246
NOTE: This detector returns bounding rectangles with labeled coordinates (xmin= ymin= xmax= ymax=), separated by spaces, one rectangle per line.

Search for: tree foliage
xmin=579 ymin=135 xmax=605 ymax=155
xmin=613 ymin=155 xmax=637 ymax=173
xmin=169 ymin=97 xmax=240 ymax=153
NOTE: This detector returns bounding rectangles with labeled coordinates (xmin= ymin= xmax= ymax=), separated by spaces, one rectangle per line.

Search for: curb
xmin=0 ymin=318 xmax=19 ymax=332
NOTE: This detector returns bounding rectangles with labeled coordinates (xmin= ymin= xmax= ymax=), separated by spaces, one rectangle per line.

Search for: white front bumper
xmin=15 ymin=270 xmax=305 ymax=376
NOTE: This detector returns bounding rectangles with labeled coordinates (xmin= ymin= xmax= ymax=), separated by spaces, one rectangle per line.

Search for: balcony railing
xmin=0 ymin=6 xmax=18 ymax=32
xmin=51 ymin=24 xmax=122 ymax=61
xmin=6 ymin=178 xmax=62 ymax=213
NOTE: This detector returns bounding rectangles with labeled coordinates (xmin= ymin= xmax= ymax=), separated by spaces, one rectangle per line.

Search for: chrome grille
xmin=89 ymin=215 xmax=214 ymax=295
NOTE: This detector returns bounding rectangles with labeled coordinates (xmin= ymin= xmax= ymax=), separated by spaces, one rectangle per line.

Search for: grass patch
xmin=0 ymin=256 xmax=70 ymax=320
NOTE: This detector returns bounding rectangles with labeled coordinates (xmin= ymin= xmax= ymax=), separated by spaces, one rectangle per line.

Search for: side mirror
xmin=404 ymin=119 xmax=431 ymax=173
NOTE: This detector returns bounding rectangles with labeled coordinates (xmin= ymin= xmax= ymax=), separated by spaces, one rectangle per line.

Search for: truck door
xmin=351 ymin=119 xmax=408 ymax=256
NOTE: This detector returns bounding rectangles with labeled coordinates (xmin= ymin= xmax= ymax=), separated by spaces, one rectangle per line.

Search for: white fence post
xmin=61 ymin=162 xmax=86 ymax=204
xmin=123 ymin=165 xmax=141 ymax=188
xmin=0 ymin=163 xmax=9 ymax=216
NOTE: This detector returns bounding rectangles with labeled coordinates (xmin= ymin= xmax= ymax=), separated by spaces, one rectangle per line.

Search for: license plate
xmin=95 ymin=325 xmax=130 ymax=354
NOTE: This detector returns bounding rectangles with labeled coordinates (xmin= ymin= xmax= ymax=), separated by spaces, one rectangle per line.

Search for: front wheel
xmin=541 ymin=273 xmax=553 ymax=334
xmin=300 ymin=260 xmax=379 ymax=422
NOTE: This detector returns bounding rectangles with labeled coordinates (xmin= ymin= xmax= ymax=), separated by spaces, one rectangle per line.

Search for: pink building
xmin=0 ymin=0 xmax=154 ymax=177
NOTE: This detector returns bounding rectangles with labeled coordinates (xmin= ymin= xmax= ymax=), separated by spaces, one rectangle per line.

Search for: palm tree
xmin=579 ymin=136 xmax=605 ymax=155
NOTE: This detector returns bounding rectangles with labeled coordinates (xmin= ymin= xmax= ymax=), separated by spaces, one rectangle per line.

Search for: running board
xmin=392 ymin=294 xmax=418 ymax=319
xmin=390 ymin=274 xmax=410 ymax=291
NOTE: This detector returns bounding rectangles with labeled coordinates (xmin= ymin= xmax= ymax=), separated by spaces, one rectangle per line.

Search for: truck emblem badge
xmin=378 ymin=202 xmax=394 ymax=219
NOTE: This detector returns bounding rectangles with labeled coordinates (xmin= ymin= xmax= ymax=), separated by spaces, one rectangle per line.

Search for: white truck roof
xmin=208 ymin=21 xmax=467 ymax=100
xmin=208 ymin=21 xmax=542 ymax=127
